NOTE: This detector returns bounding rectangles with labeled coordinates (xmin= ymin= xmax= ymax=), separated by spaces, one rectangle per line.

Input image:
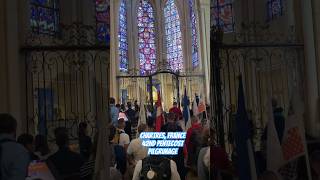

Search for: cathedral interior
xmin=0 ymin=0 xmax=319 ymax=142
xmin=0 ymin=0 xmax=320 ymax=178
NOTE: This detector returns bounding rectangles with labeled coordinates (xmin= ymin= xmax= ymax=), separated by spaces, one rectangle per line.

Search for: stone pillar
xmin=199 ymin=0 xmax=210 ymax=104
xmin=312 ymin=0 xmax=320 ymax=95
xmin=301 ymin=0 xmax=320 ymax=137
xmin=110 ymin=0 xmax=119 ymax=101
xmin=3 ymin=0 xmax=27 ymax=135
xmin=0 ymin=0 xmax=9 ymax=113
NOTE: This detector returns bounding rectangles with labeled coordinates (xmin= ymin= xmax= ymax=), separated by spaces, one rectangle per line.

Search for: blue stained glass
xmin=30 ymin=0 xmax=59 ymax=35
xmin=95 ymin=0 xmax=110 ymax=44
xmin=212 ymin=0 xmax=234 ymax=33
xmin=164 ymin=0 xmax=183 ymax=72
xmin=189 ymin=0 xmax=199 ymax=68
xmin=267 ymin=0 xmax=283 ymax=21
xmin=137 ymin=0 xmax=157 ymax=75
xmin=118 ymin=0 xmax=128 ymax=72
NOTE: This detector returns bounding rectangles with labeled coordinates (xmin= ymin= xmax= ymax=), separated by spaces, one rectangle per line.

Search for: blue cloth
xmin=110 ymin=104 xmax=119 ymax=126
xmin=235 ymin=77 xmax=255 ymax=180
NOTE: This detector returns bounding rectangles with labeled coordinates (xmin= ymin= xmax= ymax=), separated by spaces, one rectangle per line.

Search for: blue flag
xmin=235 ymin=77 xmax=256 ymax=180
xmin=183 ymin=87 xmax=190 ymax=127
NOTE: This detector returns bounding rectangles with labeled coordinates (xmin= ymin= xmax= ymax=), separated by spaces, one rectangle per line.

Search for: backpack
xmin=140 ymin=156 xmax=171 ymax=180
xmin=187 ymin=127 xmax=203 ymax=170
xmin=112 ymin=129 xmax=124 ymax=144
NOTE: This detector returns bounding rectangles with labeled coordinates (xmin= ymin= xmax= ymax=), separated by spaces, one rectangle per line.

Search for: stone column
xmin=0 ymin=0 xmax=9 ymax=112
xmin=4 ymin=0 xmax=27 ymax=134
xmin=199 ymin=0 xmax=210 ymax=103
xmin=110 ymin=0 xmax=119 ymax=101
xmin=301 ymin=0 xmax=320 ymax=137
xmin=312 ymin=0 xmax=320 ymax=95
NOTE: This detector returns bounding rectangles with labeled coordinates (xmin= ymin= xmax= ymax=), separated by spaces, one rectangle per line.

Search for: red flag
xmin=282 ymin=123 xmax=305 ymax=161
xmin=198 ymin=97 xmax=206 ymax=113
xmin=155 ymin=91 xmax=164 ymax=132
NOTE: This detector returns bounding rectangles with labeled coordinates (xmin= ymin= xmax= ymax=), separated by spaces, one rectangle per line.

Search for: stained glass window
xmin=212 ymin=0 xmax=234 ymax=33
xmin=137 ymin=0 xmax=157 ymax=75
xmin=164 ymin=0 xmax=183 ymax=72
xmin=95 ymin=0 xmax=110 ymax=44
xmin=118 ymin=0 xmax=128 ymax=72
xmin=188 ymin=0 xmax=199 ymax=68
xmin=267 ymin=0 xmax=283 ymax=21
xmin=30 ymin=0 xmax=60 ymax=35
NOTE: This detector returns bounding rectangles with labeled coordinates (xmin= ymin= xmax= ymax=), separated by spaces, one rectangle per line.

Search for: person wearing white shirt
xmin=132 ymin=157 xmax=181 ymax=180
xmin=117 ymin=118 xmax=130 ymax=150
xmin=127 ymin=124 xmax=148 ymax=164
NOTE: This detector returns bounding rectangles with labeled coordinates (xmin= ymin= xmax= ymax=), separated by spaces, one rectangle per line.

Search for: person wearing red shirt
xmin=185 ymin=115 xmax=203 ymax=174
xmin=169 ymin=102 xmax=183 ymax=120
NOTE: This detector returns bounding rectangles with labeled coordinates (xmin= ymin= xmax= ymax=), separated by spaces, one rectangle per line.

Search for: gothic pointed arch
xmin=137 ymin=0 xmax=157 ymax=75
xmin=164 ymin=0 xmax=184 ymax=72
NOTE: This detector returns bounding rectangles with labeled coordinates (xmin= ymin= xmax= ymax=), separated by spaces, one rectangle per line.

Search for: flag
xmin=198 ymin=97 xmax=206 ymax=113
xmin=137 ymin=88 xmax=147 ymax=127
xmin=182 ymin=87 xmax=191 ymax=130
xmin=279 ymin=88 xmax=312 ymax=180
xmin=266 ymin=99 xmax=285 ymax=173
xmin=192 ymin=96 xmax=199 ymax=117
xmin=155 ymin=91 xmax=164 ymax=132
xmin=282 ymin=89 xmax=306 ymax=162
xmin=234 ymin=77 xmax=257 ymax=180
xmin=266 ymin=87 xmax=311 ymax=179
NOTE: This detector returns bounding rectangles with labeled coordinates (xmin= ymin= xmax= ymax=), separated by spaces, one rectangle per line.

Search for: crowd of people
xmin=108 ymin=98 xmax=230 ymax=180
xmin=1 ymin=97 xmax=320 ymax=180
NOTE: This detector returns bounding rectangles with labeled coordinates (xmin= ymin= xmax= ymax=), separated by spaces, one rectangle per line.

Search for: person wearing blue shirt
xmin=110 ymin=98 xmax=119 ymax=127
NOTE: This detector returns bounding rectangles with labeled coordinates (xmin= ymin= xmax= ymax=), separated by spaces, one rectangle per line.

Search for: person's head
xmin=116 ymin=104 xmax=121 ymax=109
xmin=0 ymin=113 xmax=17 ymax=136
xmin=173 ymin=102 xmax=178 ymax=107
xmin=208 ymin=128 xmax=215 ymax=146
xmin=109 ymin=97 xmax=115 ymax=105
xmin=118 ymin=118 xmax=126 ymax=129
xmin=202 ymin=127 xmax=210 ymax=145
xmin=120 ymin=104 xmax=126 ymax=111
xmin=147 ymin=116 xmax=154 ymax=128
xmin=191 ymin=115 xmax=199 ymax=125
xmin=311 ymin=150 xmax=320 ymax=174
xmin=54 ymin=127 xmax=69 ymax=149
xmin=127 ymin=102 xmax=132 ymax=109
xmin=35 ymin=134 xmax=50 ymax=156
xmin=17 ymin=134 xmax=34 ymax=152
xmin=166 ymin=112 xmax=176 ymax=123
xmin=138 ymin=124 xmax=147 ymax=134
xmin=271 ymin=98 xmax=278 ymax=109
xmin=109 ymin=125 xmax=116 ymax=142
xmin=229 ymin=104 xmax=236 ymax=113
xmin=54 ymin=127 xmax=67 ymax=137
xmin=259 ymin=171 xmax=279 ymax=180
xmin=78 ymin=122 xmax=88 ymax=136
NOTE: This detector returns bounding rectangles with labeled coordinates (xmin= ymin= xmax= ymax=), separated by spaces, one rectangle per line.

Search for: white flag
xmin=266 ymin=101 xmax=285 ymax=172
xmin=280 ymin=87 xmax=312 ymax=180
xmin=192 ymin=98 xmax=199 ymax=117
xmin=137 ymin=88 xmax=147 ymax=127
